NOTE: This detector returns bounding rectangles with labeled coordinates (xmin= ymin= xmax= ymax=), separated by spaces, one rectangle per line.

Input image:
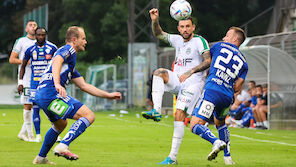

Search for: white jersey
xmin=168 ymin=34 xmax=210 ymax=80
xmin=12 ymin=36 xmax=36 ymax=87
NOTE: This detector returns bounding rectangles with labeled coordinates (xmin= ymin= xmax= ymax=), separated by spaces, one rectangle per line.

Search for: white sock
xmin=24 ymin=109 xmax=34 ymax=138
xmin=168 ymin=121 xmax=185 ymax=161
xmin=263 ymin=121 xmax=269 ymax=127
xmin=18 ymin=110 xmax=27 ymax=135
xmin=152 ymin=76 xmax=164 ymax=113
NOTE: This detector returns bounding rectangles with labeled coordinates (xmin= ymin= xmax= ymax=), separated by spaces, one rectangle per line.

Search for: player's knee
xmin=175 ymin=109 xmax=186 ymax=121
xmin=84 ymin=110 xmax=95 ymax=124
xmin=53 ymin=119 xmax=67 ymax=132
xmin=214 ymin=119 xmax=225 ymax=127
xmin=190 ymin=118 xmax=205 ymax=132
xmin=24 ymin=104 xmax=33 ymax=110
xmin=153 ymin=68 xmax=167 ymax=77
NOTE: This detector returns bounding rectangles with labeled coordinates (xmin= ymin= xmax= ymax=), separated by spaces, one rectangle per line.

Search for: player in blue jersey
xmin=32 ymin=26 xmax=122 ymax=165
xmin=18 ymin=27 xmax=58 ymax=142
xmin=189 ymin=27 xmax=248 ymax=165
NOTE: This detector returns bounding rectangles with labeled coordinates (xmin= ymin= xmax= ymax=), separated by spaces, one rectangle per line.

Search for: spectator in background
xmin=253 ymin=84 xmax=268 ymax=129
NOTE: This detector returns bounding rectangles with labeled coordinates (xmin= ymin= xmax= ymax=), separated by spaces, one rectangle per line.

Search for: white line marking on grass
xmin=103 ymin=116 xmax=296 ymax=147
xmin=231 ymin=134 xmax=296 ymax=147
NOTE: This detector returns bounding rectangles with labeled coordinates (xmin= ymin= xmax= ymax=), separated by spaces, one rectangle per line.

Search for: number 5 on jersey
xmin=48 ymin=99 xmax=69 ymax=117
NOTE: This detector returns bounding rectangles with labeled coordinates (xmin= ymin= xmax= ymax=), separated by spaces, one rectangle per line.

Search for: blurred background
xmin=1 ymin=0 xmax=296 ymax=129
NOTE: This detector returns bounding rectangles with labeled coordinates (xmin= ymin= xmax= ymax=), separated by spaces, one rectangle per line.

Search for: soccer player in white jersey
xmin=9 ymin=20 xmax=37 ymax=142
xmin=190 ymin=27 xmax=248 ymax=165
xmin=141 ymin=8 xmax=211 ymax=164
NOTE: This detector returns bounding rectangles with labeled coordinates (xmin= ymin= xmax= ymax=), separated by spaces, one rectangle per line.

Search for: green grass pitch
xmin=0 ymin=106 xmax=295 ymax=166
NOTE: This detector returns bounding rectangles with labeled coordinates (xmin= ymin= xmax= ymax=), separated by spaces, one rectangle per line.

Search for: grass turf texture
xmin=0 ymin=107 xmax=295 ymax=166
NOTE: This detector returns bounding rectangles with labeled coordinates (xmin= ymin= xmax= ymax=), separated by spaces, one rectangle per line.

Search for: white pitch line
xmin=106 ymin=116 xmax=296 ymax=147
xmin=230 ymin=134 xmax=296 ymax=146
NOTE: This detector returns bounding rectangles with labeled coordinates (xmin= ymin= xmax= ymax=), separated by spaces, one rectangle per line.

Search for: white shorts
xmin=20 ymin=87 xmax=32 ymax=104
xmin=19 ymin=78 xmax=32 ymax=105
xmin=165 ymin=70 xmax=205 ymax=115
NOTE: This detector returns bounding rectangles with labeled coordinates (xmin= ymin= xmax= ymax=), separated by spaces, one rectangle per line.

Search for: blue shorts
xmin=29 ymin=82 xmax=39 ymax=103
xmin=29 ymin=88 xmax=37 ymax=103
xmin=35 ymin=87 xmax=83 ymax=122
xmin=193 ymin=89 xmax=232 ymax=122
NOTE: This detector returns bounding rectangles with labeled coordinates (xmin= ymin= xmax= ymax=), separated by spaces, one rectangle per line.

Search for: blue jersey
xmin=204 ymin=42 xmax=248 ymax=99
xmin=35 ymin=44 xmax=83 ymax=122
xmin=24 ymin=41 xmax=57 ymax=89
xmin=39 ymin=44 xmax=81 ymax=89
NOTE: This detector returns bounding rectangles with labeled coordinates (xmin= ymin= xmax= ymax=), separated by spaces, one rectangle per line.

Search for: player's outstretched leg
xmin=141 ymin=109 xmax=162 ymax=122
xmin=142 ymin=74 xmax=165 ymax=122
xmin=53 ymin=117 xmax=91 ymax=160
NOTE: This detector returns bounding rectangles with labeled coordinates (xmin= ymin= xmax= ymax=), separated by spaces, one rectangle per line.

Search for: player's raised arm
xmin=72 ymin=76 xmax=122 ymax=100
xmin=52 ymin=55 xmax=67 ymax=97
xmin=150 ymin=8 xmax=169 ymax=42
xmin=179 ymin=50 xmax=212 ymax=82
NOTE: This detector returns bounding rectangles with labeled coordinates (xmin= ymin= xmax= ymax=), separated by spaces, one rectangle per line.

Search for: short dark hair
xmin=26 ymin=19 xmax=36 ymax=26
xmin=65 ymin=26 xmax=83 ymax=42
xmin=35 ymin=27 xmax=47 ymax=34
xmin=178 ymin=16 xmax=194 ymax=25
xmin=230 ymin=26 xmax=246 ymax=45
xmin=249 ymin=80 xmax=256 ymax=85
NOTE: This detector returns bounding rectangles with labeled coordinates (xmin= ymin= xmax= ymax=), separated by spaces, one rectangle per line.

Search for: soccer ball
xmin=170 ymin=0 xmax=192 ymax=21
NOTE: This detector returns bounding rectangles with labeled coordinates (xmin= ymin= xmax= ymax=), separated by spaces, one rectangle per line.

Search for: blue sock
xmin=33 ymin=105 xmax=41 ymax=135
xmin=39 ymin=127 xmax=60 ymax=157
xmin=217 ymin=124 xmax=231 ymax=157
xmin=191 ymin=124 xmax=218 ymax=144
xmin=61 ymin=117 xmax=90 ymax=146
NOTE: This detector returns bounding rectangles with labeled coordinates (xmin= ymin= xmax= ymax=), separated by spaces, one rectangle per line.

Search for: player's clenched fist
xmin=149 ymin=8 xmax=159 ymax=21
xmin=108 ymin=92 xmax=122 ymax=100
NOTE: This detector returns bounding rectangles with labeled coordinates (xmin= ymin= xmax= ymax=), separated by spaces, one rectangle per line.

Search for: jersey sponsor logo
xmin=45 ymin=48 xmax=51 ymax=54
xmin=33 ymin=51 xmax=37 ymax=60
xmin=186 ymin=47 xmax=191 ymax=55
xmin=45 ymin=54 xmax=52 ymax=59
xmin=40 ymin=73 xmax=53 ymax=83
xmin=47 ymin=99 xmax=69 ymax=117
xmin=175 ymin=57 xmax=193 ymax=67
xmin=33 ymin=77 xmax=41 ymax=81
xmin=38 ymin=56 xmax=45 ymax=60
xmin=177 ymin=96 xmax=191 ymax=103
xmin=31 ymin=60 xmax=50 ymax=66
xmin=39 ymin=52 xmax=44 ymax=55
xmin=180 ymin=89 xmax=194 ymax=96
xmin=211 ymin=78 xmax=223 ymax=85
xmin=198 ymin=100 xmax=215 ymax=119
xmin=33 ymin=66 xmax=47 ymax=70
